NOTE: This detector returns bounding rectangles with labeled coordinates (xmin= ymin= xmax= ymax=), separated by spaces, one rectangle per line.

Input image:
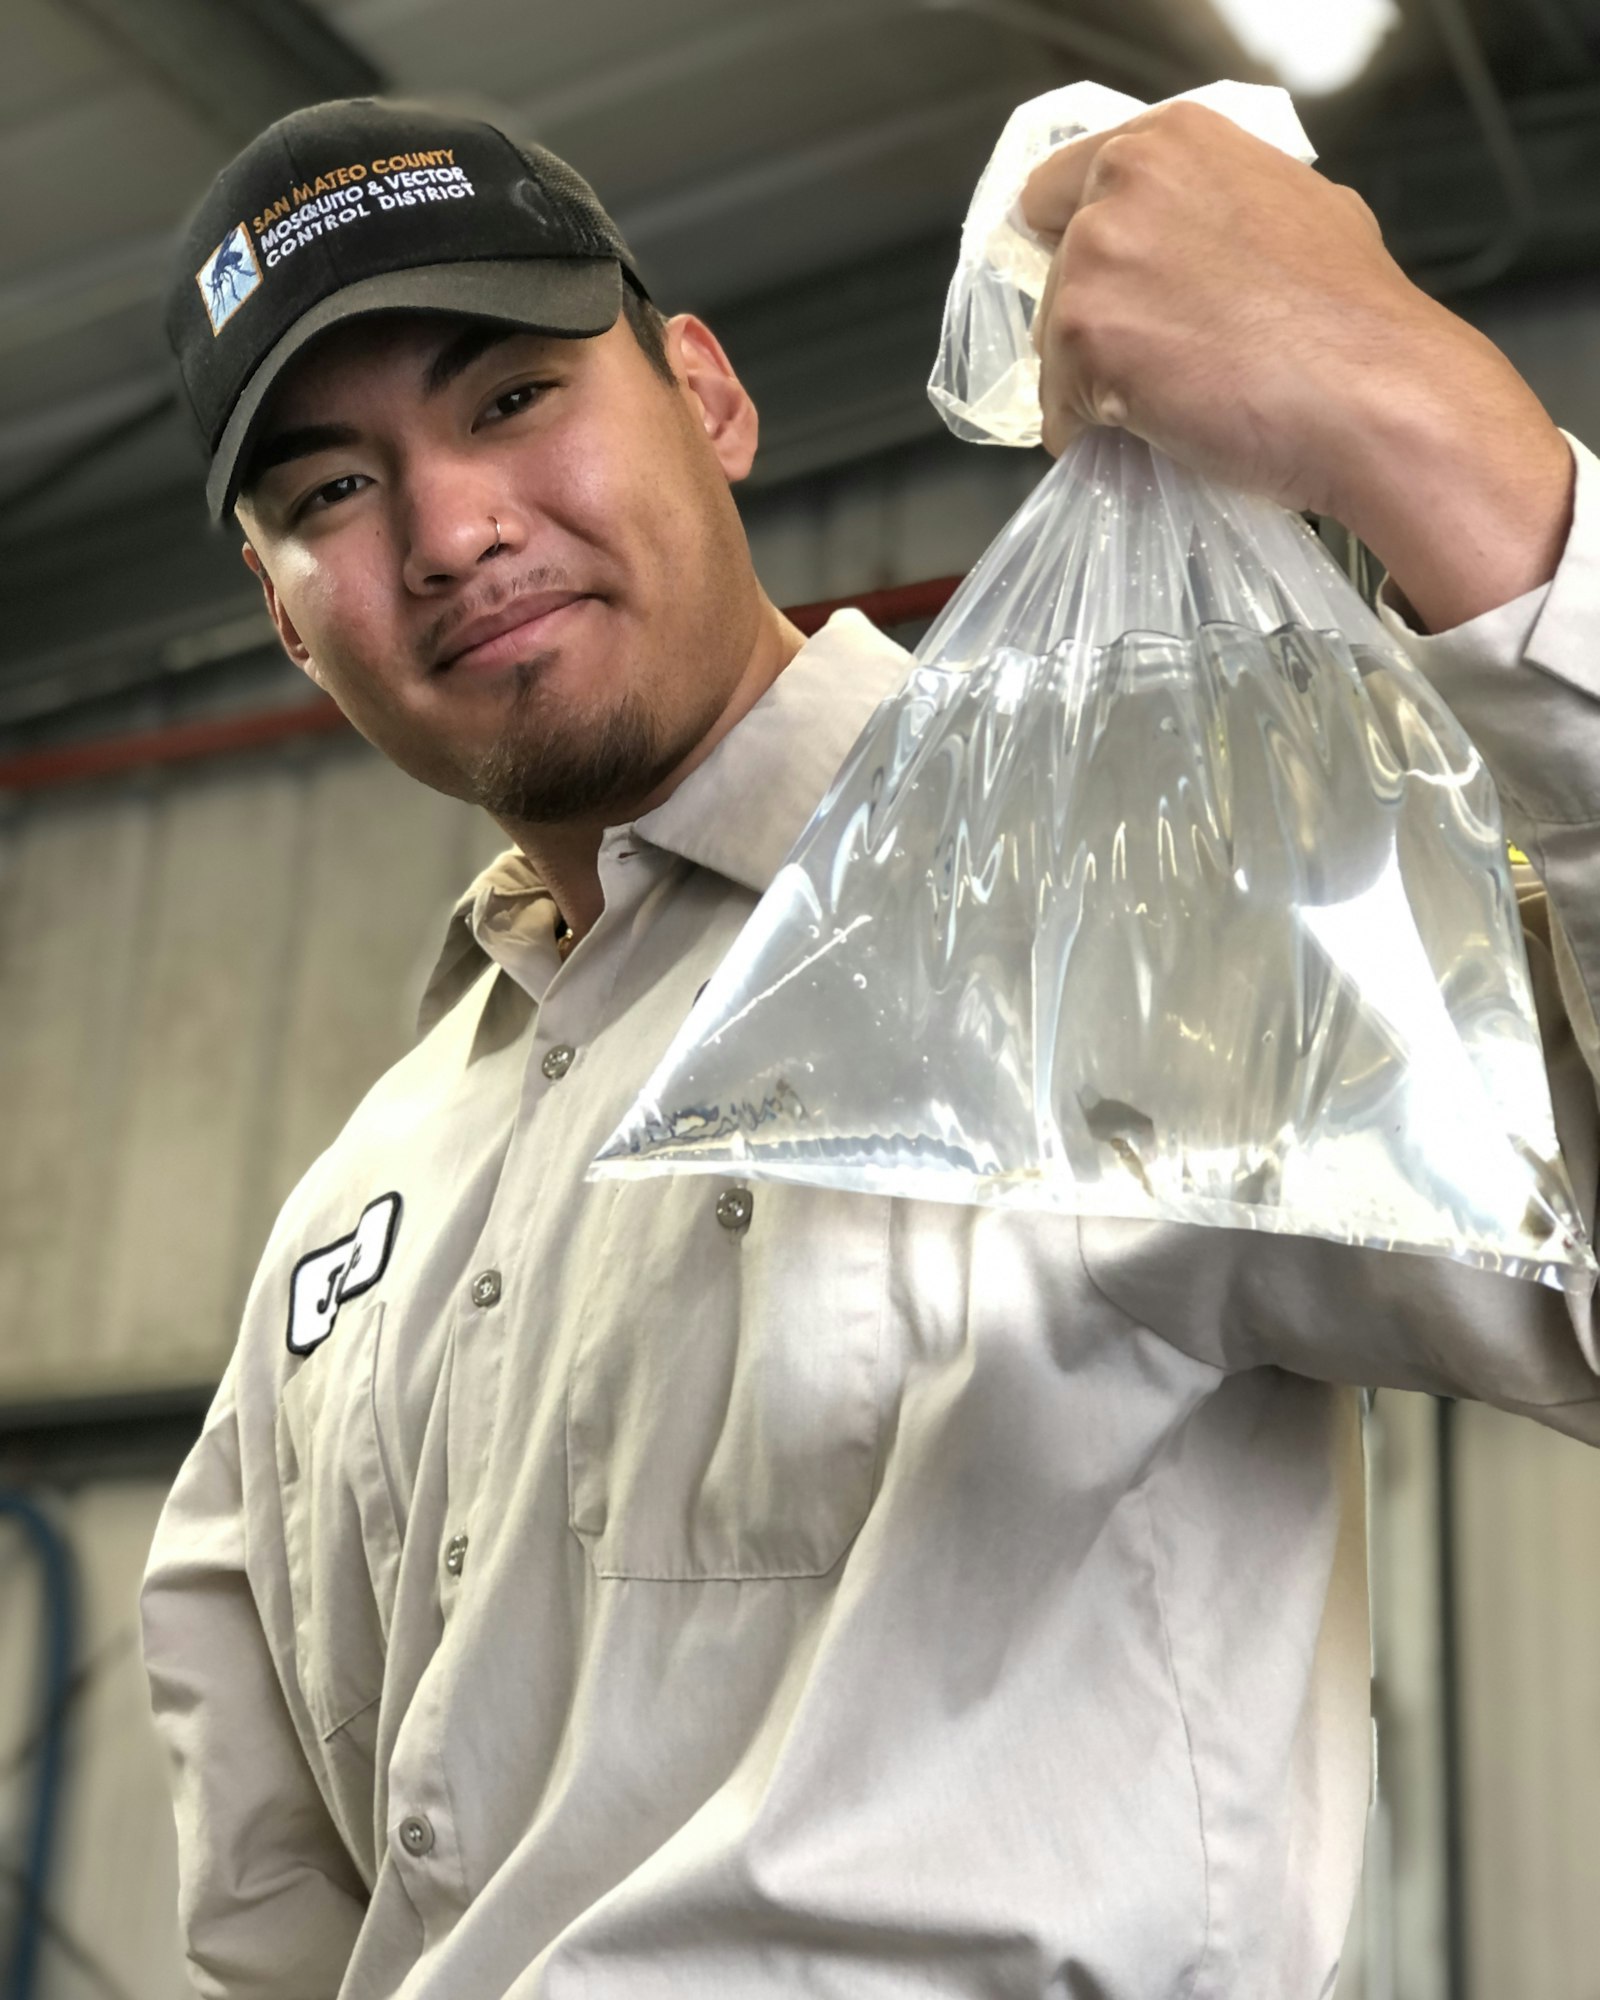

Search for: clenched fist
xmin=1020 ymin=100 xmax=1573 ymax=634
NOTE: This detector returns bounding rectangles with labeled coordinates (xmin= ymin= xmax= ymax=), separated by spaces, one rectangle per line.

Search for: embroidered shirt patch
xmin=286 ymin=1192 xmax=402 ymax=1355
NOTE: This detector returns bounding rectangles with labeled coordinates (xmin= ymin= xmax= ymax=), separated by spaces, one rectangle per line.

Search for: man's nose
xmin=400 ymin=473 xmax=523 ymax=592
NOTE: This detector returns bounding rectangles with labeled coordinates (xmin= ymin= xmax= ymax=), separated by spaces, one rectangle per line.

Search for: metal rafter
xmin=55 ymin=0 xmax=381 ymax=146
xmin=513 ymin=0 xmax=1194 ymax=134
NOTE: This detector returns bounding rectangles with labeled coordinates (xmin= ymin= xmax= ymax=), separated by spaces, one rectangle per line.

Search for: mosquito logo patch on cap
xmin=196 ymin=224 xmax=263 ymax=334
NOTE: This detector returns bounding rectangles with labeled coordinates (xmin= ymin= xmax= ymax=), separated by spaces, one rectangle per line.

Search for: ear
xmin=666 ymin=315 xmax=759 ymax=483
xmin=241 ymin=540 xmax=324 ymax=687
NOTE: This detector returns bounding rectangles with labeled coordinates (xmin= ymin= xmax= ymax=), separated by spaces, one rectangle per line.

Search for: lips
xmin=432 ymin=591 xmax=592 ymax=675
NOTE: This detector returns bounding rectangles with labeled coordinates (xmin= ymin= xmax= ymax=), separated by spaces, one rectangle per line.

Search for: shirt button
xmin=470 ymin=1269 xmax=502 ymax=1308
xmin=541 ymin=1043 xmax=576 ymax=1081
xmin=398 ymin=1814 xmax=435 ymax=1857
xmin=715 ymin=1187 xmax=754 ymax=1234
xmin=444 ymin=1534 xmax=469 ymax=1578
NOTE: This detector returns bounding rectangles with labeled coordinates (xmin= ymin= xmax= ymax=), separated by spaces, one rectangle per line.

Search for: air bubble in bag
xmin=591 ymin=81 xmax=1596 ymax=1292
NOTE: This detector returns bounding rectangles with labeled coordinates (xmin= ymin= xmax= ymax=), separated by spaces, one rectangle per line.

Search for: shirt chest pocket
xmin=566 ymin=1180 xmax=892 ymax=1581
xmin=274 ymin=1298 xmax=403 ymax=1738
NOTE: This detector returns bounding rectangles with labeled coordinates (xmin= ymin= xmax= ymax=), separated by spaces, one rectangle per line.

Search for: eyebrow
xmin=422 ymin=324 xmax=524 ymax=397
xmin=243 ymin=422 xmax=362 ymax=494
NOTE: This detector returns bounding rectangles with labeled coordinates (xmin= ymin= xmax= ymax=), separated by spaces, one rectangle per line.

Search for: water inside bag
xmin=591 ymin=431 xmax=1594 ymax=1290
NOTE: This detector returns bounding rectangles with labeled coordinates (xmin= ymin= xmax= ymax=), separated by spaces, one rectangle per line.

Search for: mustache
xmin=419 ymin=564 xmax=587 ymax=668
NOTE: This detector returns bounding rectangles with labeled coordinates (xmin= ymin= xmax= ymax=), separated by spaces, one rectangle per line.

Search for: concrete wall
xmin=0 ymin=753 xmax=503 ymax=1404
xmin=1455 ymin=1404 xmax=1600 ymax=1997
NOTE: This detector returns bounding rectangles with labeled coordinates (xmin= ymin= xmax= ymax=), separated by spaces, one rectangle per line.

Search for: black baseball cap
xmin=168 ymin=97 xmax=649 ymax=522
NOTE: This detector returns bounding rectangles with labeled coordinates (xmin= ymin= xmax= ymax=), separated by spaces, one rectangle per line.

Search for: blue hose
xmin=0 ymin=1493 xmax=75 ymax=2000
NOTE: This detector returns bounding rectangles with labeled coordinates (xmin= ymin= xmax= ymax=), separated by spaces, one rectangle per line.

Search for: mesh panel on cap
xmin=515 ymin=141 xmax=633 ymax=262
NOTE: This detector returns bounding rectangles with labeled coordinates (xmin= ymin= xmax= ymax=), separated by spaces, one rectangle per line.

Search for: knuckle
xmin=1062 ymin=201 xmax=1117 ymax=265
xmin=1090 ymin=132 xmax=1145 ymax=189
xmin=1147 ymin=99 xmax=1217 ymax=142
xmin=1336 ymin=182 xmax=1382 ymax=233
xmin=1053 ymin=302 xmax=1091 ymax=355
xmin=1045 ymin=295 xmax=1106 ymax=374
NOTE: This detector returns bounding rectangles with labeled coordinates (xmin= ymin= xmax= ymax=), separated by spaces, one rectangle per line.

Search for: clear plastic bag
xmin=592 ymin=83 xmax=1596 ymax=1292
xmin=926 ymin=79 xmax=1316 ymax=448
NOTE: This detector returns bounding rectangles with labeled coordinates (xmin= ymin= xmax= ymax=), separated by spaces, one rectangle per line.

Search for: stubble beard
xmin=466 ymin=650 xmax=690 ymax=824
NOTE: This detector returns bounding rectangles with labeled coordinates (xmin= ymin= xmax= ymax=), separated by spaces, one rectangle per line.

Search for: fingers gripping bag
xmin=592 ymin=80 xmax=1596 ymax=1291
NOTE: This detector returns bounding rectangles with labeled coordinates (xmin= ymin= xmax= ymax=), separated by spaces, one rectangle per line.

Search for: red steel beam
xmin=0 ymin=576 xmax=963 ymax=796
xmin=0 ymin=700 xmax=352 ymax=793
xmin=784 ymin=573 xmax=962 ymax=636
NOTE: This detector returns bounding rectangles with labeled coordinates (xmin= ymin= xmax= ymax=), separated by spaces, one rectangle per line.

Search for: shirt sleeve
xmin=1373 ymin=432 xmax=1600 ymax=1084
xmin=141 ymin=1366 xmax=368 ymax=1999
xmin=1077 ymin=433 xmax=1600 ymax=1443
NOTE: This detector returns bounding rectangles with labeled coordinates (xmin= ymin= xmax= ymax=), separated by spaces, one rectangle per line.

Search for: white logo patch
xmin=195 ymin=224 xmax=262 ymax=334
xmin=287 ymin=1192 xmax=402 ymax=1355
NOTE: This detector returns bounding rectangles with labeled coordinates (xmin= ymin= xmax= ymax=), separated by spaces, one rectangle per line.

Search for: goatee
xmin=467 ymin=653 xmax=686 ymax=823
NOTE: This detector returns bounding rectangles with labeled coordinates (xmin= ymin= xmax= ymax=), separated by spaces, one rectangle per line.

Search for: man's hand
xmin=1020 ymin=100 xmax=1574 ymax=634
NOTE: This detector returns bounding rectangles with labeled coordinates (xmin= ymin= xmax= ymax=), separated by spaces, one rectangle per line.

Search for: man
xmin=143 ymin=93 xmax=1600 ymax=1998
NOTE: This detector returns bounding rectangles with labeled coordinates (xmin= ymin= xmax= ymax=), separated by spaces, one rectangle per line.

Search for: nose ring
xmin=489 ymin=516 xmax=502 ymax=553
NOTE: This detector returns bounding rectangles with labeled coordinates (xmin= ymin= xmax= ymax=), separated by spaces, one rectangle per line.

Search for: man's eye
xmin=483 ymin=382 xmax=550 ymax=424
xmin=298 ymin=472 xmax=370 ymax=518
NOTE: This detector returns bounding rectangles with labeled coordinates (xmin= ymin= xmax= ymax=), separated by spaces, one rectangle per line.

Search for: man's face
xmin=237 ymin=307 xmax=762 ymax=824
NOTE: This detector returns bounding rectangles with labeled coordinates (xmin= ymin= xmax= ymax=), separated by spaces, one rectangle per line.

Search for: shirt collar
xmin=631 ymin=609 xmax=912 ymax=895
xmin=417 ymin=610 xmax=913 ymax=1033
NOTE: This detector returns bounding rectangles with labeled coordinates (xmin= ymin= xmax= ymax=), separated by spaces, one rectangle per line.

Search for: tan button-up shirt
xmin=144 ymin=446 xmax=1600 ymax=2000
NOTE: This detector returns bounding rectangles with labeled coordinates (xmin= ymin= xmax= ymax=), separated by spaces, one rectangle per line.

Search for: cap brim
xmin=208 ymin=257 xmax=623 ymax=522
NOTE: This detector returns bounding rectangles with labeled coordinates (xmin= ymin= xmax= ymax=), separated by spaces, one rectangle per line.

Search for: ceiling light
xmin=1209 ymin=0 xmax=1401 ymax=95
